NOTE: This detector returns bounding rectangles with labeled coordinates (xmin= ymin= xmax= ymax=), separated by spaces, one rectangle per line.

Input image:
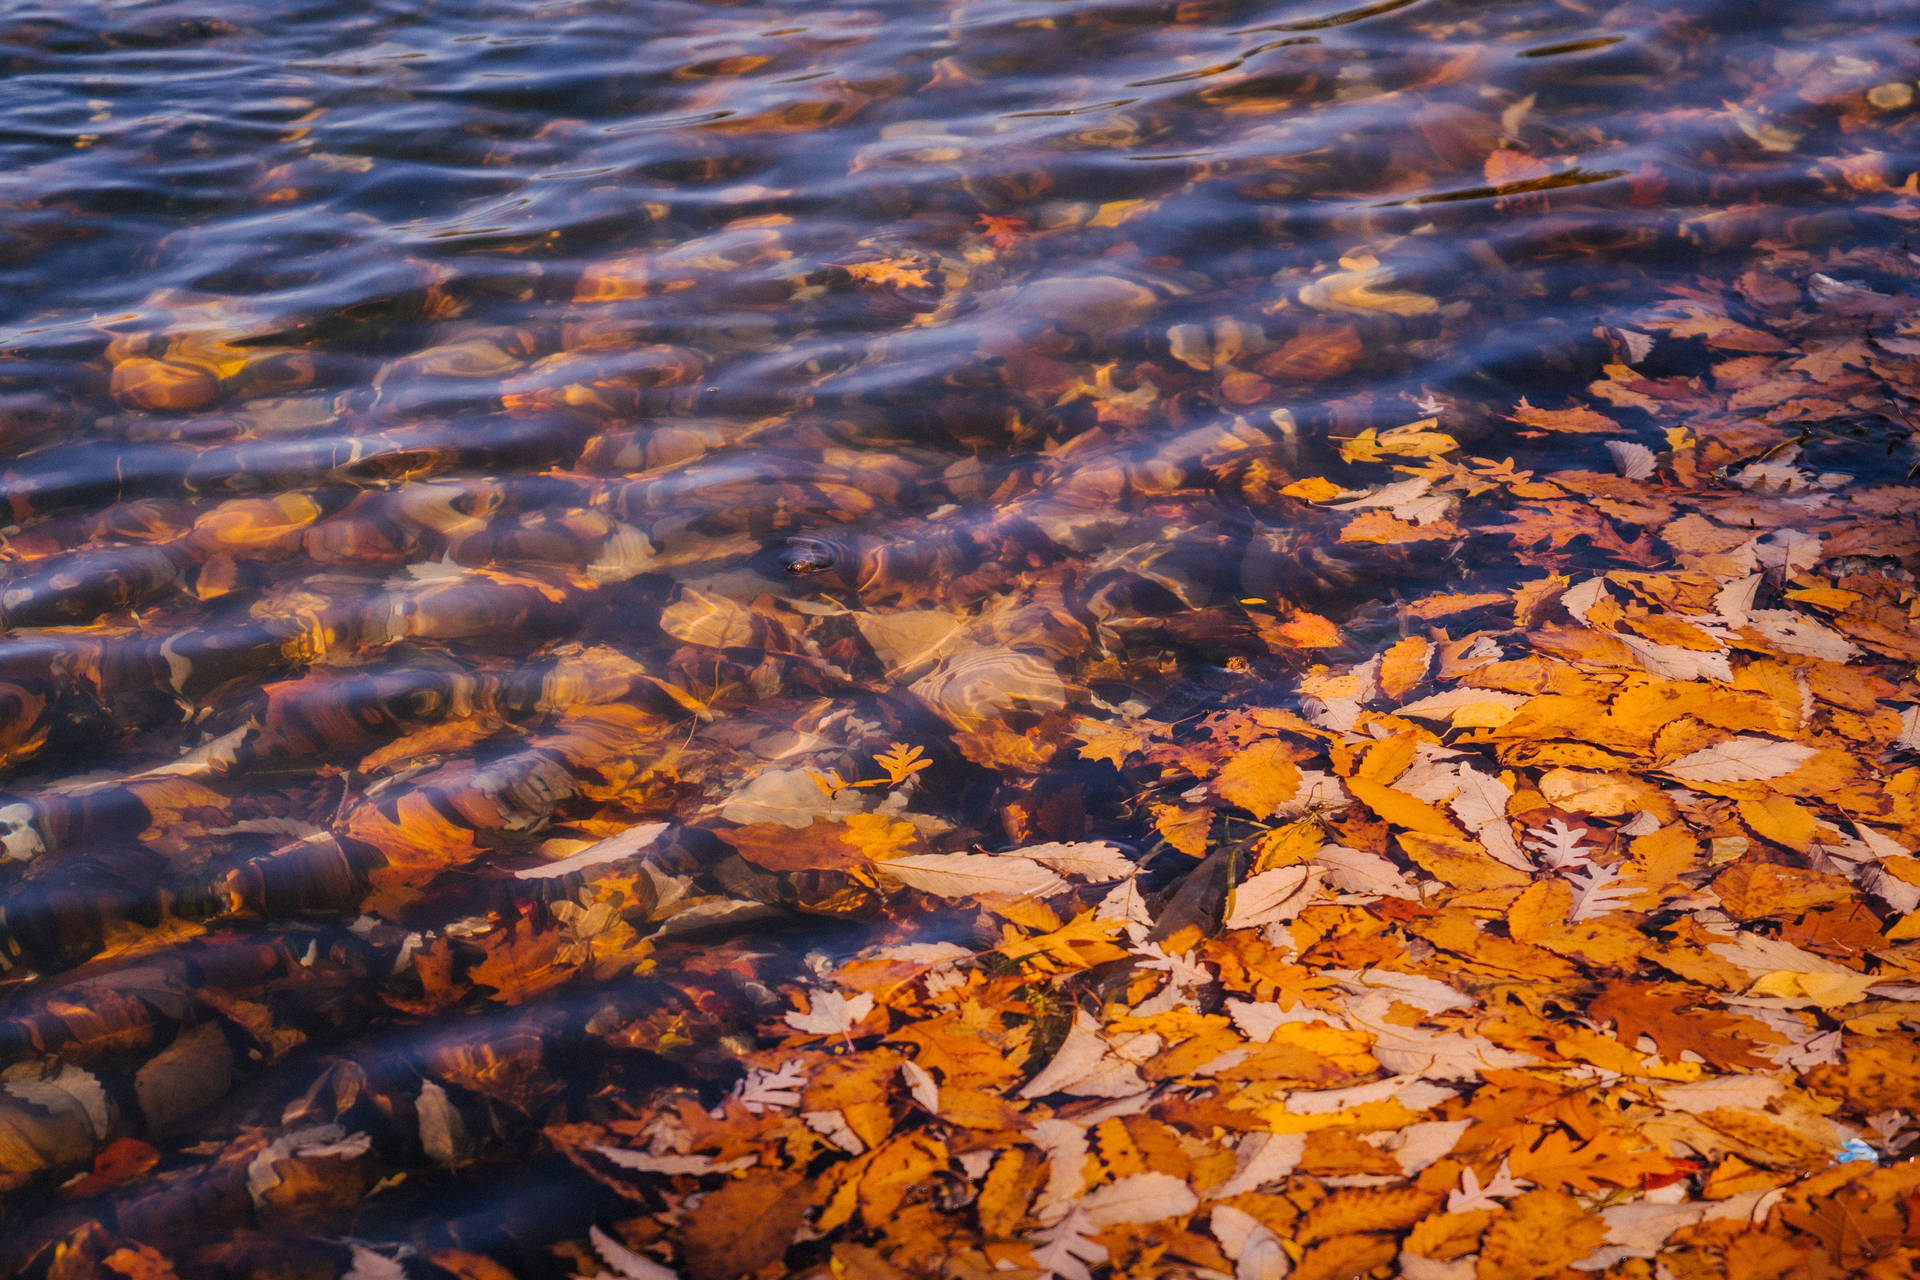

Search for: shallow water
xmin=0 ymin=0 xmax=1917 ymax=1271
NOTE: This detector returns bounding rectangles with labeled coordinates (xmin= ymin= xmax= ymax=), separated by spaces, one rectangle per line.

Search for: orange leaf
xmin=1508 ymin=397 xmax=1620 ymax=434
xmin=1398 ymin=831 xmax=1531 ymax=891
xmin=1152 ymin=802 xmax=1213 ymax=856
xmin=468 ymin=916 xmax=568 ymax=1005
xmin=1378 ymin=636 xmax=1432 ymax=700
xmin=679 ymin=1171 xmax=809 ymax=1280
xmin=1474 ymin=1189 xmax=1605 ymax=1279
xmin=1214 ymin=740 xmax=1303 ymax=820
xmin=1344 ymin=776 xmax=1459 ymax=839
xmin=1272 ymin=609 xmax=1342 ymax=648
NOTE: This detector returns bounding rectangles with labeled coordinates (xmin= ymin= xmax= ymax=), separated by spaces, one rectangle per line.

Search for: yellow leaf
xmin=996 ymin=911 xmax=1131 ymax=973
xmin=1088 ymin=198 xmax=1151 ymax=227
xmin=857 ymin=1133 xmax=949 ymax=1225
xmin=1373 ymin=418 xmax=1458 ymax=457
xmin=844 ymin=257 xmax=932 ymax=289
xmin=1338 ymin=511 xmax=1466 ymax=544
xmin=1536 ymin=768 xmax=1652 ymax=817
xmin=1745 ymin=970 xmax=1879 ymax=1008
xmin=844 ymin=813 xmax=921 ymax=862
xmin=1339 ymin=429 xmax=1385 ymax=465
xmin=1475 ymin=1189 xmax=1605 ymax=1279
xmin=1507 ymin=879 xmax=1645 ymax=965
xmin=1300 ymin=253 xmax=1439 ymax=317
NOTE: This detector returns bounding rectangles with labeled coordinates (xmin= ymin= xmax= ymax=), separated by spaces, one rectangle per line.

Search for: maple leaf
xmin=784 ymin=989 xmax=875 ymax=1037
xmin=1124 ymin=926 xmax=1213 ymax=993
xmin=468 ymin=915 xmax=569 ymax=1005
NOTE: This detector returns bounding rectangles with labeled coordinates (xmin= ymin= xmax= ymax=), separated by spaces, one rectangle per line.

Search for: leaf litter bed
xmin=2 ymin=5 xmax=1920 ymax=1280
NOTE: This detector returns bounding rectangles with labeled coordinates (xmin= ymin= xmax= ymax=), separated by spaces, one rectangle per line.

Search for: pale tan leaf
xmin=784 ymin=989 xmax=875 ymax=1035
xmin=910 ymin=647 xmax=1068 ymax=729
xmin=590 ymin=1226 xmax=679 ymax=1280
xmin=1223 ymin=866 xmax=1323 ymax=930
xmin=515 ymin=822 xmax=669 ymax=879
xmin=901 ymin=1060 xmax=939 ymax=1112
xmin=1282 ymin=1073 xmax=1456 ymax=1116
xmin=1019 ymin=1011 xmax=1145 ymax=1099
xmin=660 ymin=586 xmax=758 ymax=648
xmin=1395 ymin=688 xmax=1531 ymax=725
xmin=880 ymin=852 xmax=1067 ymax=900
xmin=1605 ymin=441 xmax=1657 ymax=480
xmin=1662 ymin=735 xmax=1816 ymax=783
xmin=1314 ymin=844 xmax=1419 ymax=899
xmin=1014 ymin=841 xmax=1136 ymax=880
xmin=1213 ymin=1132 xmax=1306 ymax=1198
xmin=1741 ymin=609 xmax=1861 ymax=661
xmin=1620 ymin=634 xmax=1733 ymax=682
xmin=1080 ymin=1171 xmax=1198 ymax=1226
xmin=1392 ymin=1119 xmax=1473 ymax=1175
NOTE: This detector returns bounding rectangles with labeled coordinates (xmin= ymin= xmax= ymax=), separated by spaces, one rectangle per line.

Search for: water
xmin=0 ymin=0 xmax=1916 ymax=1271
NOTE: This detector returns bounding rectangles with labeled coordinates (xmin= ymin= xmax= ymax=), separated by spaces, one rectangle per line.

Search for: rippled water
xmin=0 ymin=0 xmax=1917 ymax=1269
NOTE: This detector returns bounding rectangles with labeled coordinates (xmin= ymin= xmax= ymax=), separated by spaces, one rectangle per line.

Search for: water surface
xmin=0 ymin=0 xmax=1917 ymax=1271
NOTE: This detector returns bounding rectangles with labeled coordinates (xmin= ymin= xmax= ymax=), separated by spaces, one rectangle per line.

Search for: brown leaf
xmin=679 ymin=1171 xmax=810 ymax=1280
xmin=1475 ymin=1189 xmax=1605 ymax=1278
